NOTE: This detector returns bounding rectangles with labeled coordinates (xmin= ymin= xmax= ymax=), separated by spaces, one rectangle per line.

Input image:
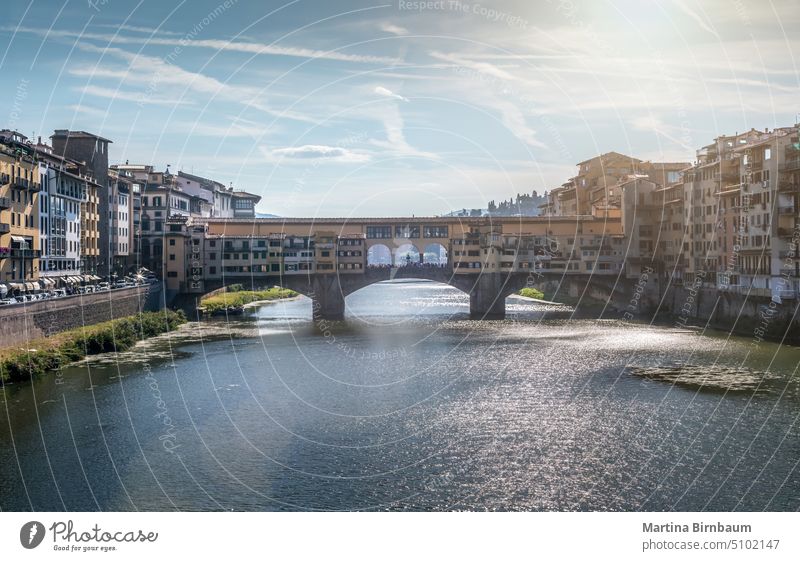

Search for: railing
xmin=778 ymin=206 xmax=796 ymax=215
xmin=0 ymin=196 xmax=10 ymax=209
xmin=0 ymin=224 xmax=9 ymax=234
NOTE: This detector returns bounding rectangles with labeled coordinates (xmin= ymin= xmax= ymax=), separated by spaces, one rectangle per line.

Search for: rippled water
xmin=1 ymin=280 xmax=798 ymax=511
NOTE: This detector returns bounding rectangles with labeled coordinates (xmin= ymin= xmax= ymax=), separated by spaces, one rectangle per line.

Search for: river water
xmin=1 ymin=281 xmax=798 ymax=511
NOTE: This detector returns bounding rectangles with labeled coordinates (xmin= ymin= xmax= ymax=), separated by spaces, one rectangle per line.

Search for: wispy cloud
xmin=262 ymin=144 xmax=370 ymax=163
xmin=374 ymin=86 xmax=409 ymax=102
xmin=670 ymin=0 xmax=720 ymax=37
xmin=379 ymin=22 xmax=409 ymax=36
xmin=7 ymin=27 xmax=403 ymax=64
xmin=79 ymin=85 xmax=192 ymax=106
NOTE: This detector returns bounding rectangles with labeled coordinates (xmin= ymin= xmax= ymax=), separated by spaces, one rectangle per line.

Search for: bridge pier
xmin=469 ymin=273 xmax=506 ymax=319
xmin=310 ymin=275 xmax=346 ymax=321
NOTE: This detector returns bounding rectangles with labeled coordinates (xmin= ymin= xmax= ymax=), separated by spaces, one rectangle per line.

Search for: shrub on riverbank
xmin=0 ymin=310 xmax=186 ymax=384
xmin=200 ymin=287 xmax=297 ymax=313
xmin=518 ymin=287 xmax=545 ymax=300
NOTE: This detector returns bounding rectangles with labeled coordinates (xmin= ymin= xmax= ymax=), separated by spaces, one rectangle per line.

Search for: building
xmin=108 ymin=168 xmax=135 ymax=275
xmin=0 ymin=131 xmax=41 ymax=292
xmin=50 ymin=130 xmax=111 ymax=277
xmin=33 ymin=138 xmax=90 ymax=284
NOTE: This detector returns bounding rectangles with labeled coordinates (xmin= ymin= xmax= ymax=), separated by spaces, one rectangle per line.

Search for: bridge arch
xmin=422 ymin=243 xmax=448 ymax=266
xmin=394 ymin=243 xmax=421 ymax=267
xmin=367 ymin=244 xmax=392 ymax=266
xmin=171 ymin=269 xmax=629 ymax=322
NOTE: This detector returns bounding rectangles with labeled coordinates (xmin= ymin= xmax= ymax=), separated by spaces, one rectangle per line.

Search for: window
xmin=169 ymin=254 xmax=175 ymax=261
xmin=167 ymin=271 xmax=177 ymax=277
xmin=423 ymin=225 xmax=448 ymax=238
xmin=366 ymin=226 xmax=392 ymax=239
xmin=169 ymin=239 xmax=175 ymax=246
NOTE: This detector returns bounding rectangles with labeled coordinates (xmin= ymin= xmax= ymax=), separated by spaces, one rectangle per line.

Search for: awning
xmin=91 ymin=275 xmax=101 ymax=281
xmin=10 ymin=235 xmax=26 ymax=243
xmin=10 ymin=282 xmax=24 ymax=291
xmin=83 ymin=275 xmax=93 ymax=282
xmin=39 ymin=278 xmax=55 ymax=287
xmin=70 ymin=276 xmax=81 ymax=283
xmin=25 ymin=282 xmax=36 ymax=291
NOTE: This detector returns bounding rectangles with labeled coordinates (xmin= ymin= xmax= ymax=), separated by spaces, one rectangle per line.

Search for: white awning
xmin=25 ymin=282 xmax=37 ymax=291
xmin=9 ymin=283 xmax=24 ymax=291
xmin=0 ymin=285 xmax=7 ymax=296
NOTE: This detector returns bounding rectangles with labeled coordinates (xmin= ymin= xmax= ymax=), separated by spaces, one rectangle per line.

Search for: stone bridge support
xmin=309 ymin=275 xmax=346 ymax=321
xmin=468 ymin=273 xmax=507 ymax=319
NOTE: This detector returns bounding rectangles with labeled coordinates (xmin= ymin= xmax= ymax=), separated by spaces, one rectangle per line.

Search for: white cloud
xmin=8 ymin=27 xmax=402 ymax=65
xmin=262 ymin=144 xmax=371 ymax=163
xmin=79 ymin=85 xmax=192 ymax=106
xmin=380 ymin=22 xmax=409 ymax=36
xmin=374 ymin=86 xmax=409 ymax=102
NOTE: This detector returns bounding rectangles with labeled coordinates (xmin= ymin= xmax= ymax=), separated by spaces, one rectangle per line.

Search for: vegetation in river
xmin=199 ymin=286 xmax=298 ymax=313
xmin=517 ymin=287 xmax=545 ymax=300
xmin=0 ymin=310 xmax=186 ymax=384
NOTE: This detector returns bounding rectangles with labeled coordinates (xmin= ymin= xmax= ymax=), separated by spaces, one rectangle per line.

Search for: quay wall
xmin=0 ymin=284 xmax=162 ymax=349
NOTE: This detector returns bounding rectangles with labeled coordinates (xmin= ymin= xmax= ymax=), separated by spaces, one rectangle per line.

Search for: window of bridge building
xmin=257 ymin=240 xmax=266 ymax=247
xmin=223 ymin=253 xmax=230 ymax=260
xmin=366 ymin=226 xmax=392 ymax=239
xmin=209 ymin=253 xmax=216 ymax=260
xmin=321 ymin=251 xmax=330 ymax=257
xmin=318 ymin=263 xmax=334 ymax=270
xmin=271 ymin=264 xmax=280 ymax=272
xmin=395 ymin=225 xmax=420 ymax=238
xmin=423 ymin=225 xmax=448 ymax=238
xmin=269 ymin=240 xmax=282 ymax=247
xmin=339 ymin=238 xmax=363 ymax=246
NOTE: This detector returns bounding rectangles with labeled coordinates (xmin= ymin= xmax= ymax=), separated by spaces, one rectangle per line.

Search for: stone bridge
xmin=171 ymin=267 xmax=634 ymax=321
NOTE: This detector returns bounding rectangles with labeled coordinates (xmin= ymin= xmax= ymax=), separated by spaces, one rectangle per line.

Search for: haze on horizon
xmin=1 ymin=0 xmax=798 ymax=216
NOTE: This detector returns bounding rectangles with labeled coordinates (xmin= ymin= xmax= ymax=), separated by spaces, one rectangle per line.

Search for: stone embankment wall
xmin=660 ymin=285 xmax=800 ymax=345
xmin=0 ymin=284 xmax=162 ymax=349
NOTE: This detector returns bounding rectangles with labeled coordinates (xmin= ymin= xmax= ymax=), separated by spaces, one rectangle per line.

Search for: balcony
xmin=778 ymin=206 xmax=796 ymax=215
xmin=0 ymin=224 xmax=9 ymax=234
xmin=782 ymin=158 xmax=800 ymax=171
xmin=0 ymin=196 xmax=10 ymax=209
xmin=10 ymin=248 xmax=41 ymax=258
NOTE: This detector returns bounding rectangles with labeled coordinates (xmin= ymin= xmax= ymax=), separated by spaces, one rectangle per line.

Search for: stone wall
xmin=658 ymin=284 xmax=800 ymax=345
xmin=0 ymin=284 xmax=162 ymax=349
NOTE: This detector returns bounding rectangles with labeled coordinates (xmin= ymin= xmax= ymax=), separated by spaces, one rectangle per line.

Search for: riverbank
xmin=199 ymin=287 xmax=298 ymax=314
xmin=0 ymin=310 xmax=186 ymax=384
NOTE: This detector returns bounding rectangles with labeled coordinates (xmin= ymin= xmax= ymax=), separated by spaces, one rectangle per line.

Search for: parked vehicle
xmin=0 ymin=298 xmax=15 ymax=305
xmin=53 ymin=289 xmax=67 ymax=298
xmin=97 ymin=282 xmax=110 ymax=290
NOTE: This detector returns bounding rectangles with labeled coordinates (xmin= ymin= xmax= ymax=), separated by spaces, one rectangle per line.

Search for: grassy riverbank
xmin=0 ymin=310 xmax=186 ymax=384
xmin=200 ymin=286 xmax=298 ymax=313
xmin=517 ymin=287 xmax=545 ymax=299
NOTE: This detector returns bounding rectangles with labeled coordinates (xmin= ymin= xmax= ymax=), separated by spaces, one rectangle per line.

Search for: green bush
xmin=200 ymin=288 xmax=297 ymax=313
xmin=518 ymin=287 xmax=545 ymax=300
xmin=0 ymin=310 xmax=187 ymax=385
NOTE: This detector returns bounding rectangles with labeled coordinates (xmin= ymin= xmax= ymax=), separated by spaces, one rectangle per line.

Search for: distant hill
xmin=443 ymin=190 xmax=547 ymax=218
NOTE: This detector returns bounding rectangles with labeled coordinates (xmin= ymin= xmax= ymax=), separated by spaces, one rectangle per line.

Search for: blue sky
xmin=2 ymin=0 xmax=798 ymax=216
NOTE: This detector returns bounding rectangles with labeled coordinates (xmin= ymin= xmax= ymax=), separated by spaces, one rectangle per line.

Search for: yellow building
xmin=0 ymin=134 xmax=41 ymax=289
xmin=81 ymin=177 xmax=101 ymax=275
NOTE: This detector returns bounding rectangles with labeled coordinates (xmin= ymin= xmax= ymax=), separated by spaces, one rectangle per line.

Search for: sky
xmin=1 ymin=0 xmax=799 ymax=216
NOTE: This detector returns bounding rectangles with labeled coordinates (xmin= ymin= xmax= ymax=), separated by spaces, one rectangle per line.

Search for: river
xmin=1 ymin=280 xmax=798 ymax=511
